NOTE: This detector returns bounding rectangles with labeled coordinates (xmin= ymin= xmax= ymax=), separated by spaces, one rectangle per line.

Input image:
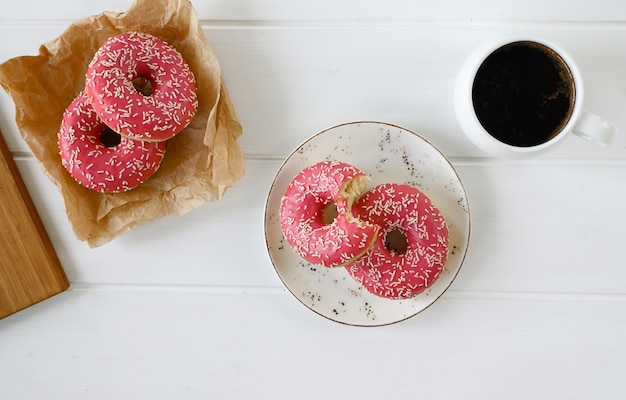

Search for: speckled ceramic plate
xmin=264 ymin=121 xmax=470 ymax=326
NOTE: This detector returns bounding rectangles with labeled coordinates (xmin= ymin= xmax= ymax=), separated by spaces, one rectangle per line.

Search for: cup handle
xmin=572 ymin=111 xmax=616 ymax=146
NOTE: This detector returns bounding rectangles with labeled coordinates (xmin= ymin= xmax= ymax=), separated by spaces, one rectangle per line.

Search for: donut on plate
xmin=58 ymin=92 xmax=166 ymax=193
xmin=280 ymin=160 xmax=380 ymax=267
xmin=85 ymin=31 xmax=198 ymax=142
xmin=345 ymin=183 xmax=449 ymax=299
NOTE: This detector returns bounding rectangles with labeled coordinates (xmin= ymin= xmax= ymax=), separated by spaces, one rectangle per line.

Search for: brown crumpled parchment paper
xmin=0 ymin=0 xmax=245 ymax=247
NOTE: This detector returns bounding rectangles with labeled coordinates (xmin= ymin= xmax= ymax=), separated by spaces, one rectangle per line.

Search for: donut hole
xmin=385 ymin=229 xmax=408 ymax=254
xmin=99 ymin=127 xmax=122 ymax=148
xmin=132 ymin=76 xmax=154 ymax=96
xmin=321 ymin=202 xmax=338 ymax=225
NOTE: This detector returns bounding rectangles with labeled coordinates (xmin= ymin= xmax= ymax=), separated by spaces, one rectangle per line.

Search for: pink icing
xmin=58 ymin=92 xmax=166 ymax=193
xmin=280 ymin=160 xmax=379 ymax=267
xmin=85 ymin=32 xmax=198 ymax=142
xmin=346 ymin=183 xmax=449 ymax=299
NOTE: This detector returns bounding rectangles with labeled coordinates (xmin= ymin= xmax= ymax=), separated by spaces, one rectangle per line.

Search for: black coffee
xmin=472 ymin=41 xmax=575 ymax=147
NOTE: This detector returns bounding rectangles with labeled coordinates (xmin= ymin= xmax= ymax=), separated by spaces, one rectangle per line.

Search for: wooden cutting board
xmin=0 ymin=129 xmax=69 ymax=319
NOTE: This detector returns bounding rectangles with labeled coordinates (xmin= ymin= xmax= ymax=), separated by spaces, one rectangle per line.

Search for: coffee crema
xmin=471 ymin=41 xmax=576 ymax=147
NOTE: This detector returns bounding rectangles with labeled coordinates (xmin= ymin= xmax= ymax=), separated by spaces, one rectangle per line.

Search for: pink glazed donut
xmin=279 ymin=160 xmax=380 ymax=268
xmin=58 ymin=92 xmax=166 ymax=193
xmin=85 ymin=32 xmax=198 ymax=142
xmin=346 ymin=183 xmax=449 ymax=299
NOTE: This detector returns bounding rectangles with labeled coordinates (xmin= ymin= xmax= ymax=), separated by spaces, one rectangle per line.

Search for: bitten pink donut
xmin=346 ymin=183 xmax=449 ymax=299
xmin=58 ymin=92 xmax=166 ymax=193
xmin=280 ymin=161 xmax=380 ymax=267
xmin=85 ymin=31 xmax=198 ymax=142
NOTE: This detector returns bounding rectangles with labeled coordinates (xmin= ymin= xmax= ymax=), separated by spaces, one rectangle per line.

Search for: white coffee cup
xmin=454 ymin=37 xmax=615 ymax=158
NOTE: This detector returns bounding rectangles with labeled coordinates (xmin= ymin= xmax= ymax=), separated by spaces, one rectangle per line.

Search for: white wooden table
xmin=1 ymin=0 xmax=626 ymax=398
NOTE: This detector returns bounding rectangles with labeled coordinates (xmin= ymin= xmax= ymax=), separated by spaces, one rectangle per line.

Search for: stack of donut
xmin=57 ymin=32 xmax=199 ymax=193
xmin=279 ymin=160 xmax=449 ymax=300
